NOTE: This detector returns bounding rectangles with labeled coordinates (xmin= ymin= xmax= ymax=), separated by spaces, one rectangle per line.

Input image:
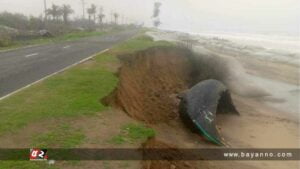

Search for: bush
xmin=0 ymin=33 xmax=13 ymax=47
xmin=0 ymin=12 xmax=29 ymax=30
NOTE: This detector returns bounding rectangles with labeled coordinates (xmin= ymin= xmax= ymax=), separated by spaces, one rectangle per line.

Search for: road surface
xmin=0 ymin=30 xmax=138 ymax=98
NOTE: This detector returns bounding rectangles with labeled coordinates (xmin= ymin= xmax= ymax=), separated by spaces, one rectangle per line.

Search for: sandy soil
xmin=202 ymin=35 xmax=299 ymax=169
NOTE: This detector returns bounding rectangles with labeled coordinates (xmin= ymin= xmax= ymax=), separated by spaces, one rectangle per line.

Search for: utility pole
xmin=43 ymin=0 xmax=47 ymax=21
xmin=110 ymin=11 xmax=113 ymax=24
xmin=81 ymin=0 xmax=86 ymax=19
xmin=121 ymin=15 xmax=124 ymax=25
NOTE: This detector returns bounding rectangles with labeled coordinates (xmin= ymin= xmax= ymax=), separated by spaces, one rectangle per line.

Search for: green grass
xmin=0 ymin=53 xmax=118 ymax=135
xmin=0 ymin=34 xmax=170 ymax=169
xmin=0 ymin=31 xmax=106 ymax=51
xmin=109 ymin=123 xmax=155 ymax=145
xmin=31 ymin=124 xmax=85 ymax=148
xmin=0 ymin=34 xmax=172 ymax=136
xmin=112 ymin=35 xmax=173 ymax=54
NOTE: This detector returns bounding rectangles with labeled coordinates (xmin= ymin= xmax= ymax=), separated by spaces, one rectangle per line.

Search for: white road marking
xmin=63 ymin=45 xmax=71 ymax=49
xmin=0 ymin=48 xmax=109 ymax=101
xmin=0 ymin=44 xmax=42 ymax=53
xmin=25 ymin=53 xmax=39 ymax=58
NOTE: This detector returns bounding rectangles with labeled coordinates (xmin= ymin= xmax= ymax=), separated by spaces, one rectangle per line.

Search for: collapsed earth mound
xmin=106 ymin=46 xmax=198 ymax=123
xmin=104 ymin=46 xmax=237 ymax=135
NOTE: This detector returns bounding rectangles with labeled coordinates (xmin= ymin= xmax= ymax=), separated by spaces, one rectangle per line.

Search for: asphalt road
xmin=0 ymin=30 xmax=138 ymax=98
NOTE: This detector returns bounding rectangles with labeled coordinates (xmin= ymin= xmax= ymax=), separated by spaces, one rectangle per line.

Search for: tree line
xmin=45 ymin=3 xmax=120 ymax=25
xmin=0 ymin=12 xmax=44 ymax=31
xmin=0 ymin=1 xmax=163 ymax=32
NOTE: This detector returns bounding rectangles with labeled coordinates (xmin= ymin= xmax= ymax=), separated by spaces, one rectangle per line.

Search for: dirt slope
xmin=105 ymin=46 xmax=230 ymax=124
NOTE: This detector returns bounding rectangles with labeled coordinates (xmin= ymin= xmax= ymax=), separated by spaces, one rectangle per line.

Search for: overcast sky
xmin=0 ymin=0 xmax=299 ymax=35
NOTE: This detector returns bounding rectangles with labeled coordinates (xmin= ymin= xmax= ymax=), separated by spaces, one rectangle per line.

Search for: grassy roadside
xmin=0 ymin=31 xmax=107 ymax=51
xmin=0 ymin=34 xmax=172 ymax=168
xmin=109 ymin=123 xmax=155 ymax=145
xmin=0 ymin=35 xmax=172 ymax=135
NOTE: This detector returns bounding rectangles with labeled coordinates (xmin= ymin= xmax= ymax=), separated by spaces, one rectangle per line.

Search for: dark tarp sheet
xmin=179 ymin=79 xmax=239 ymax=145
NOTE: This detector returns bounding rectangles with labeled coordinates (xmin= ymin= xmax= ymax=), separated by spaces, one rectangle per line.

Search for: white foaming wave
xmin=190 ymin=31 xmax=300 ymax=54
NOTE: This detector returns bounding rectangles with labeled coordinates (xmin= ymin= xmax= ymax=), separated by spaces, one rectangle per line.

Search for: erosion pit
xmin=105 ymin=46 xmax=230 ymax=124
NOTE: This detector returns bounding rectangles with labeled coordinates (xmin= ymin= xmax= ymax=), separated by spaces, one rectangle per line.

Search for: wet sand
xmin=148 ymin=30 xmax=300 ymax=169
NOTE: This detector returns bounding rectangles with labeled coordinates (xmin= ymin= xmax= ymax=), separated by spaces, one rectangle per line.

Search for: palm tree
xmin=46 ymin=4 xmax=62 ymax=21
xmin=98 ymin=7 xmax=105 ymax=25
xmin=91 ymin=4 xmax=97 ymax=22
xmin=81 ymin=0 xmax=86 ymax=19
xmin=87 ymin=4 xmax=97 ymax=23
xmin=113 ymin=13 xmax=119 ymax=24
xmin=61 ymin=4 xmax=73 ymax=24
xmin=98 ymin=13 xmax=105 ymax=25
xmin=87 ymin=9 xmax=92 ymax=22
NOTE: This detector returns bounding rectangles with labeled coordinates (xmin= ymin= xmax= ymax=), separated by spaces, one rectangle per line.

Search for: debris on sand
xmin=179 ymin=79 xmax=239 ymax=145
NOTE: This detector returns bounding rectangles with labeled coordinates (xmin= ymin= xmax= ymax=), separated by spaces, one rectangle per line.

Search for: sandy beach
xmin=146 ymin=30 xmax=299 ymax=169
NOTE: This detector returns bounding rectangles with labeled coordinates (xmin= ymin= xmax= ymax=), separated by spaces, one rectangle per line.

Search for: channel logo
xmin=29 ymin=149 xmax=48 ymax=161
